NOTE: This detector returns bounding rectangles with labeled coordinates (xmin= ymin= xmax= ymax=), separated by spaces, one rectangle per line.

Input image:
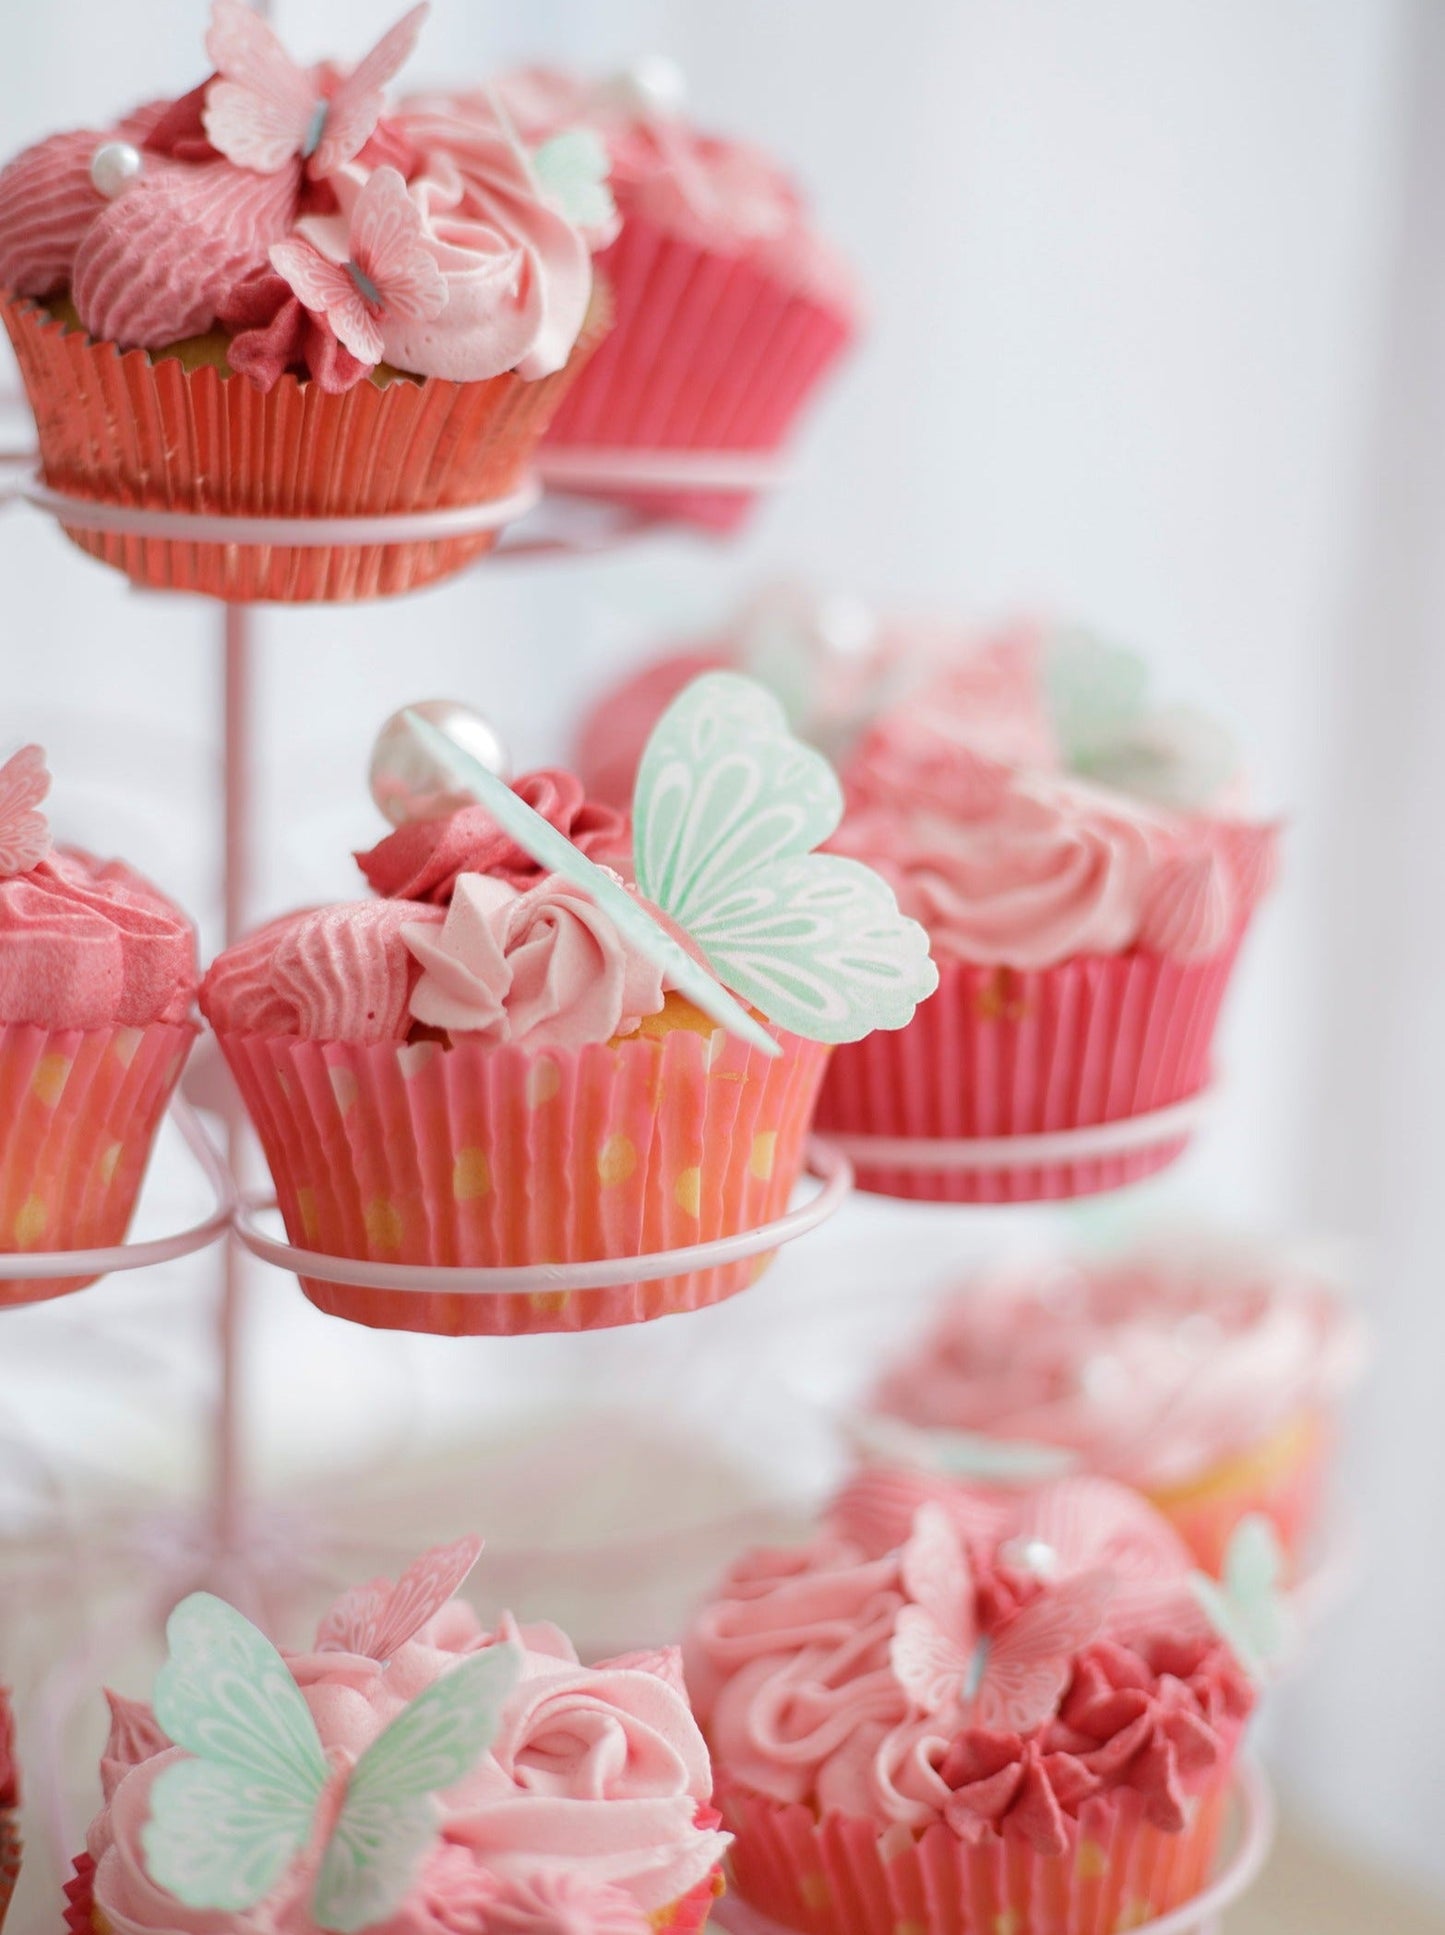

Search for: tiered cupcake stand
xmin=0 ymin=44 xmax=1285 ymax=1935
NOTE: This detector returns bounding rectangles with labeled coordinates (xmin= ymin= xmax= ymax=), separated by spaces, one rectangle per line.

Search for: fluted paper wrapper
xmin=815 ymin=941 xmax=1243 ymax=1203
xmin=544 ymin=214 xmax=854 ymax=532
xmin=2 ymin=290 xmax=606 ymax=603
xmin=0 ymin=1019 xmax=196 ymax=1307
xmin=719 ymin=1772 xmax=1233 ymax=1935
xmin=218 ymin=1024 xmax=829 ymax=1336
xmin=0 ymin=1813 xmax=17 ymax=1931
xmin=1149 ymin=1409 xmax=1329 ymax=1579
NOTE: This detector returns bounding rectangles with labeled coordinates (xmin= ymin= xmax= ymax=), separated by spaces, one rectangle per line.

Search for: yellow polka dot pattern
xmin=749 ymin=1130 xmax=777 ymax=1180
xmin=673 ymin=1166 xmax=702 ymax=1217
xmin=452 ymin=1148 xmax=491 ymax=1201
xmin=597 ymin=1134 xmax=637 ymax=1187
xmin=1076 ymin=1840 xmax=1109 ymax=1880
xmin=13 ymin=1196 xmax=46 ymax=1247
xmin=364 ymin=1199 xmax=404 ymax=1250
xmin=32 ymin=1054 xmax=71 ymax=1107
xmin=98 ymin=1142 xmax=123 ymax=1185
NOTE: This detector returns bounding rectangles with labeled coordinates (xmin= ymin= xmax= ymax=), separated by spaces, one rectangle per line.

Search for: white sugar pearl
xmin=90 ymin=141 xmax=143 ymax=201
xmin=369 ymin=700 xmax=511 ymax=827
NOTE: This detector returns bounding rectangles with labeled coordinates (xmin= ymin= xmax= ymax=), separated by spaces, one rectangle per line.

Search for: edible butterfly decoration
xmin=142 ymin=1590 xmax=519 ymax=1932
xmin=531 ymin=128 xmax=618 ymax=235
xmin=317 ymin=1534 xmax=483 ymax=1659
xmin=1188 ymin=1512 xmax=1294 ymax=1684
xmin=203 ymin=0 xmax=428 ymax=179
xmin=405 ymin=673 xmax=938 ymax=1055
xmin=0 ymin=744 xmax=51 ymax=878
xmin=890 ymin=1504 xmax=1113 ymax=1733
xmin=845 ymin=1410 xmax=1080 ymax=1486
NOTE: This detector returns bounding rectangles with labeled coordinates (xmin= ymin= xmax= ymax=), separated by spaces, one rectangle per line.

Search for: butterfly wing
xmin=531 ymin=128 xmax=617 ymax=232
xmin=0 ymin=745 xmax=51 ymax=876
xmin=890 ymin=1604 xmax=971 ymax=1712
xmin=203 ymin=0 xmax=316 ymax=173
xmin=633 ymin=673 xmax=843 ymax=928
xmin=972 ymin=1568 xmax=1113 ymax=1734
xmin=890 ymin=1504 xmax=976 ymax=1709
xmin=142 ymin=1593 xmax=328 ymax=1911
xmin=1191 ymin=1513 xmax=1292 ymax=1681
xmin=349 ymin=169 xmax=446 ymax=324
xmin=314 ymin=3 xmax=429 ymax=177
xmin=269 ymin=240 xmax=384 ymax=363
xmin=314 ymin=1645 xmax=520 ymax=1933
xmin=634 ymin=675 xmax=936 ymax=1041
xmin=316 ymin=1536 xmax=483 ymax=1661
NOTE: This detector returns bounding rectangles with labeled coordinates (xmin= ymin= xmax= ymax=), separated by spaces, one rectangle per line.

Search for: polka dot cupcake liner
xmin=216 ymin=1021 xmax=831 ymax=1337
xmin=1146 ymin=1408 xmax=1332 ymax=1580
xmin=0 ymin=1019 xmax=198 ymax=1308
xmin=716 ymin=1765 xmax=1237 ymax=1935
xmin=814 ymin=941 xmax=1245 ymax=1204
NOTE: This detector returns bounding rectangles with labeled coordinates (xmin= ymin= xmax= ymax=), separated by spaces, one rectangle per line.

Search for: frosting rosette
xmin=686 ymin=1493 xmax=1255 ymax=1935
xmin=80 ymin=1542 xmax=726 ymax=1935
xmin=868 ymin=1235 xmax=1366 ymax=1571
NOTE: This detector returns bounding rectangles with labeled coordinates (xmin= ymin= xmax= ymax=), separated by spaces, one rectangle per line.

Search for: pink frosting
xmin=0 ymin=1684 xmax=16 ymax=1812
xmin=356 ymin=773 xmax=631 ymax=904
xmin=871 ymin=1238 xmax=1366 ymax=1488
xmin=404 ymin=872 xmax=666 ymax=1049
xmin=573 ymin=653 xmax=728 ymax=812
xmin=199 ymin=901 xmax=444 ymax=1042
xmin=0 ymin=847 xmax=197 ymax=1030
xmin=492 ymin=69 xmax=860 ymax=317
xmin=88 ymin=1585 xmax=725 ymax=1934
xmin=686 ymin=1500 xmax=1252 ymax=1845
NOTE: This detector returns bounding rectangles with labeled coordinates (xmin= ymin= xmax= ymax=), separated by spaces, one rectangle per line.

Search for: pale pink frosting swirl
xmin=0 ymin=847 xmax=197 ymax=1029
xmin=89 ymin=1601 xmax=724 ymax=1934
xmin=199 ymin=901 xmax=444 ymax=1043
xmin=404 ymin=873 xmax=666 ymax=1049
xmin=872 ymin=1238 xmax=1366 ymax=1488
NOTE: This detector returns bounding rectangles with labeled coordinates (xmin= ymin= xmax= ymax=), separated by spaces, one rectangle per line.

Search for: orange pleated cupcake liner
xmin=814 ymin=940 xmax=1244 ymax=1204
xmin=543 ymin=212 xmax=855 ymax=532
xmin=217 ymin=1021 xmax=830 ymax=1336
xmin=1146 ymin=1409 xmax=1330 ymax=1579
xmin=0 ymin=1018 xmax=196 ymax=1307
xmin=2 ymin=287 xmax=608 ymax=603
xmin=718 ymin=1769 xmax=1234 ymax=1935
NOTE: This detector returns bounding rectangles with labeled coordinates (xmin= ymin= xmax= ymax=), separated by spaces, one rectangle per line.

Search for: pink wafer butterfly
xmin=271 ymin=167 xmax=446 ymax=365
xmin=316 ymin=1535 xmax=482 ymax=1661
xmin=890 ymin=1504 xmax=1112 ymax=1733
xmin=0 ymin=745 xmax=51 ymax=878
xmin=203 ymin=0 xmax=427 ymax=179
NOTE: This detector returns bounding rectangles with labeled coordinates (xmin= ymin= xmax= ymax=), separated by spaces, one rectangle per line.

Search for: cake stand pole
xmin=214 ymin=604 xmax=252 ymax=1576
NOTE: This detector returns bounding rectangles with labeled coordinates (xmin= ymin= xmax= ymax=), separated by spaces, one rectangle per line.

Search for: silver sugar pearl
xmin=90 ymin=141 xmax=143 ymax=201
xmin=369 ymin=700 xmax=511 ymax=827
xmin=601 ymin=56 xmax=688 ymax=118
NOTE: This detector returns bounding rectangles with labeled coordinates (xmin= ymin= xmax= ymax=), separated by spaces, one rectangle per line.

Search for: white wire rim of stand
xmin=824 ymin=1084 xmax=1216 ymax=1173
xmin=0 ymin=1096 xmax=234 ymax=1281
xmin=534 ymin=446 xmax=794 ymax=492
xmin=233 ymin=1136 xmax=852 ymax=1295
xmin=3 ymin=469 xmax=541 ymax=546
xmin=710 ymin=1760 xmax=1275 ymax=1935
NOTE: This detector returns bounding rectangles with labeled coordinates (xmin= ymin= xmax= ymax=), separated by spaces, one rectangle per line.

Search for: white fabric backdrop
xmin=1 ymin=0 xmax=1439 ymax=1903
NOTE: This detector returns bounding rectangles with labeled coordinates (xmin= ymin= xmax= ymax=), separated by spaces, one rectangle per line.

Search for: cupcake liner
xmin=543 ymin=213 xmax=855 ymax=532
xmin=1 ymin=289 xmax=607 ymax=603
xmin=1148 ymin=1409 xmax=1329 ymax=1578
xmin=660 ymin=1865 xmax=726 ymax=1932
xmin=64 ymin=1854 xmax=96 ymax=1935
xmin=217 ymin=1023 xmax=830 ymax=1336
xmin=0 ymin=1812 xmax=17 ymax=1931
xmin=814 ymin=940 xmax=1244 ymax=1204
xmin=718 ymin=1771 xmax=1233 ymax=1935
xmin=0 ymin=1019 xmax=197 ymax=1307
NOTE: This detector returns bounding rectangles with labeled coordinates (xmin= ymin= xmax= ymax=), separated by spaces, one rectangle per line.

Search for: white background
xmin=1 ymin=0 xmax=1442 ymax=1911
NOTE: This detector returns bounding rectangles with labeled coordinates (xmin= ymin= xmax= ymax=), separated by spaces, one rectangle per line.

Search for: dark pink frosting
xmin=0 ymin=847 xmax=197 ymax=1030
xmin=0 ymin=1684 xmax=16 ymax=1811
xmin=356 ymin=772 xmax=631 ymax=904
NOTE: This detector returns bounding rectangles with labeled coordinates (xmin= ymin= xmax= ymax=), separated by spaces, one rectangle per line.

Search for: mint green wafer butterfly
xmin=142 ymin=1592 xmax=520 ymax=1932
xmin=1188 ymin=1513 xmax=1295 ymax=1684
xmin=407 ymin=672 xmax=937 ymax=1052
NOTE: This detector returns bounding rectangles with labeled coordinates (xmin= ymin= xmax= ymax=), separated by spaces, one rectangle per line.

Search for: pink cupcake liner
xmin=0 ymin=1019 xmax=197 ymax=1308
xmin=718 ymin=1770 xmax=1234 ymax=1935
xmin=544 ymin=213 xmax=855 ymax=532
xmin=813 ymin=940 xmax=1244 ymax=1204
xmin=2 ymin=290 xmax=607 ymax=603
xmin=217 ymin=1022 xmax=830 ymax=1336
xmin=662 ymin=1865 xmax=727 ymax=1933
xmin=1148 ymin=1409 xmax=1331 ymax=1580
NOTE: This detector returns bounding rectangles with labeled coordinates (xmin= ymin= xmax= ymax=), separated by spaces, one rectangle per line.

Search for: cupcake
xmin=813 ymin=627 xmax=1280 ymax=1201
xmin=201 ymin=677 xmax=936 ymax=1336
xmin=0 ymin=2 xmax=613 ymax=603
xmin=471 ymin=63 xmax=862 ymax=532
xmin=862 ymin=1233 xmax=1365 ymax=1577
xmin=686 ymin=1479 xmax=1261 ymax=1935
xmin=0 ymin=1685 xmax=17 ymax=1931
xmin=64 ymin=1536 xmax=728 ymax=1935
xmin=574 ymin=584 xmax=960 ymax=811
xmin=0 ymin=745 xmax=198 ymax=1307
